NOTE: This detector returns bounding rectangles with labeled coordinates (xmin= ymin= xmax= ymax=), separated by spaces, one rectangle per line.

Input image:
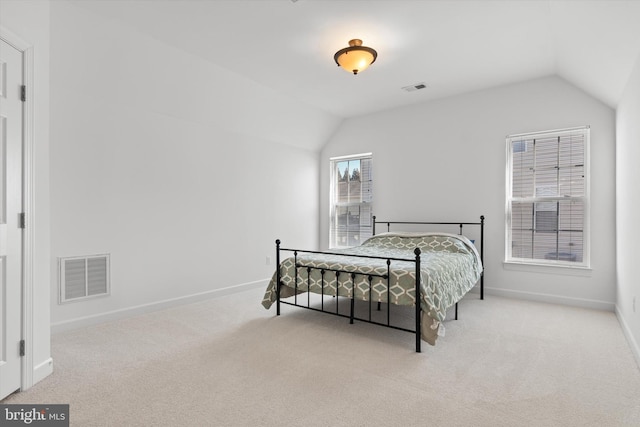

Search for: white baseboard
xmin=615 ymin=305 xmax=640 ymax=372
xmin=51 ymin=279 xmax=268 ymax=334
xmin=484 ymin=287 xmax=615 ymax=312
xmin=31 ymin=357 xmax=54 ymax=388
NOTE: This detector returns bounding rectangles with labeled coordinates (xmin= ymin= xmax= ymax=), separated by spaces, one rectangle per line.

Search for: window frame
xmin=505 ymin=127 xmax=591 ymax=269
xmin=329 ymin=153 xmax=373 ymax=249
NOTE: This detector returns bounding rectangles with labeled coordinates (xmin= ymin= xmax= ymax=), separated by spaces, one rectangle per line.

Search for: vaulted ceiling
xmin=70 ymin=0 xmax=640 ymax=118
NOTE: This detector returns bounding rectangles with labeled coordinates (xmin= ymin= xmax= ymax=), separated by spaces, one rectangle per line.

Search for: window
xmin=330 ymin=153 xmax=373 ymax=248
xmin=505 ymin=127 xmax=589 ymax=267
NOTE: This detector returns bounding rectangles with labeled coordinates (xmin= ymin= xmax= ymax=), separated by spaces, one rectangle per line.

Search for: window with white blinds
xmin=330 ymin=153 xmax=373 ymax=248
xmin=506 ymin=127 xmax=589 ymax=267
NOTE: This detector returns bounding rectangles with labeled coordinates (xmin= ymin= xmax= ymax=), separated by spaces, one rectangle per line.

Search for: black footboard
xmin=276 ymin=241 xmax=424 ymax=352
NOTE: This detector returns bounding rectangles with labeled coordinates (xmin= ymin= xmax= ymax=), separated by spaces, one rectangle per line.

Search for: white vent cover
xmin=59 ymin=254 xmax=110 ymax=303
xmin=401 ymin=82 xmax=428 ymax=92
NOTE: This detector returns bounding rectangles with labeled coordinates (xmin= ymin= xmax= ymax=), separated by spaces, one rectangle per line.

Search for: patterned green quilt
xmin=262 ymin=233 xmax=483 ymax=330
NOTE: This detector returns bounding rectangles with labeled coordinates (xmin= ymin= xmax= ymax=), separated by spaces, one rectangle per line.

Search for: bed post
xmin=480 ymin=215 xmax=485 ymax=300
xmin=349 ymin=273 xmax=356 ymax=325
xmin=276 ymin=239 xmax=281 ymax=315
xmin=414 ymin=247 xmax=422 ymax=353
xmin=372 ymin=215 xmax=376 ymax=236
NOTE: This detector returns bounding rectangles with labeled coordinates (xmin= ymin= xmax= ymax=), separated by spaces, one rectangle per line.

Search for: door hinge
xmin=20 ymin=340 xmax=25 ymax=357
xmin=21 ymin=85 xmax=26 ymax=102
xmin=19 ymin=212 xmax=26 ymax=229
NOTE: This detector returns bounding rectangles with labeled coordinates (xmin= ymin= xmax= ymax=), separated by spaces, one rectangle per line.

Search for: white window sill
xmin=503 ymin=260 xmax=592 ymax=277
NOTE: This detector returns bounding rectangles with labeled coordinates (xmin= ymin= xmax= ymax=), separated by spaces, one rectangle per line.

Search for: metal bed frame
xmin=275 ymin=215 xmax=485 ymax=352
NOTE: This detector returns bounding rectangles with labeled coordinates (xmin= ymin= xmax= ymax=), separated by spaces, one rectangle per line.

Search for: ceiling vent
xmin=402 ymin=82 xmax=428 ymax=92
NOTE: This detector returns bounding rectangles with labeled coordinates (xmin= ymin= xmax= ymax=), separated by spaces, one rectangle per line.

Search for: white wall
xmin=49 ymin=1 xmax=339 ymax=328
xmin=0 ymin=0 xmax=52 ymax=386
xmin=616 ymin=51 xmax=640 ymax=367
xmin=321 ymin=76 xmax=616 ymax=310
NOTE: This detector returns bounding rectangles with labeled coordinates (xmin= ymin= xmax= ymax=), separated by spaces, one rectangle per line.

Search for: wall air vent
xmin=59 ymin=254 xmax=110 ymax=303
xmin=401 ymin=82 xmax=428 ymax=92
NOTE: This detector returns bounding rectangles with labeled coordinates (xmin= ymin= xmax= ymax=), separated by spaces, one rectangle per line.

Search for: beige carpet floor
xmin=3 ymin=287 xmax=640 ymax=426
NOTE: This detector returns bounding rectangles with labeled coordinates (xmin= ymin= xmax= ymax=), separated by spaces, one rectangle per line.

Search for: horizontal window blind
xmin=506 ymin=127 xmax=589 ymax=266
xmin=330 ymin=154 xmax=373 ymax=248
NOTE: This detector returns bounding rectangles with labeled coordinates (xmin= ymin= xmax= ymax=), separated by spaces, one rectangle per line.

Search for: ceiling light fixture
xmin=334 ymin=39 xmax=377 ymax=75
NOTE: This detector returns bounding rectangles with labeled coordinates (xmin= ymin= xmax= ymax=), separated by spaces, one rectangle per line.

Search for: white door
xmin=0 ymin=37 xmax=24 ymax=400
